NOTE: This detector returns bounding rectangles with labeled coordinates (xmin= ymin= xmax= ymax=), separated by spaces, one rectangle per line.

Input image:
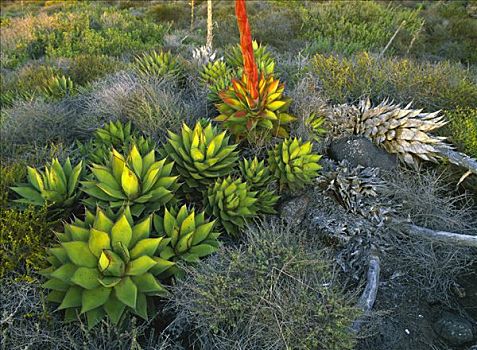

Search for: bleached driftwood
xmin=351 ymin=253 xmax=380 ymax=333
xmin=394 ymin=220 xmax=477 ymax=248
xmin=438 ymin=147 xmax=477 ymax=176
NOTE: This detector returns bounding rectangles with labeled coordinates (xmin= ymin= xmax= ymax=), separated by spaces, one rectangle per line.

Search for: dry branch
xmin=438 ymin=146 xmax=477 ymax=176
xmin=351 ymin=253 xmax=380 ymax=333
xmin=394 ymin=220 xmax=477 ymax=248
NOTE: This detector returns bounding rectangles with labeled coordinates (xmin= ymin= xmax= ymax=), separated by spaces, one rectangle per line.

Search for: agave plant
xmin=240 ymin=157 xmax=279 ymax=214
xmin=239 ymin=157 xmax=272 ymax=188
xmin=43 ymin=74 xmax=75 ymax=99
xmin=11 ymin=158 xmax=83 ymax=209
xmin=215 ymin=74 xmax=296 ymax=141
xmin=327 ymin=98 xmax=448 ymax=168
xmin=200 ymin=60 xmax=233 ymax=104
xmin=134 ymin=51 xmax=182 ymax=80
xmin=305 ymin=113 xmax=327 ymax=142
xmin=77 ymin=121 xmax=155 ymax=165
xmin=82 ymin=145 xmax=179 ymax=216
xmin=42 ymin=207 xmax=173 ymax=329
xmin=204 ymin=176 xmax=258 ymax=236
xmin=161 ymin=122 xmax=238 ymax=190
xmin=225 ymin=40 xmax=275 ymax=77
xmin=268 ymin=138 xmax=322 ymax=191
xmin=153 ymin=205 xmax=220 ymax=268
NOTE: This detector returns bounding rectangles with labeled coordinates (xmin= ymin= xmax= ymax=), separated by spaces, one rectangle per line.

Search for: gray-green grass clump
xmin=168 ymin=220 xmax=360 ymax=350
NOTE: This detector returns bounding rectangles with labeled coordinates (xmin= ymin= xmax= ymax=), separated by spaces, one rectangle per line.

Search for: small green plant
xmin=82 ymin=145 xmax=179 ymax=216
xmin=268 ymin=138 xmax=322 ymax=191
xmin=239 ymin=157 xmax=272 ymax=188
xmin=204 ymin=176 xmax=258 ymax=236
xmin=305 ymin=113 xmax=327 ymax=142
xmin=240 ymin=157 xmax=279 ymax=214
xmin=134 ymin=51 xmax=182 ymax=80
xmin=443 ymin=107 xmax=477 ymax=158
xmin=43 ymin=74 xmax=75 ymax=99
xmin=11 ymin=157 xmax=83 ymax=210
xmin=77 ymin=121 xmax=156 ymax=165
xmin=0 ymin=205 xmax=57 ymax=279
xmin=41 ymin=207 xmax=170 ymax=329
xmin=161 ymin=122 xmax=238 ymax=191
xmin=200 ymin=60 xmax=234 ymax=104
xmin=153 ymin=205 xmax=220 ymax=271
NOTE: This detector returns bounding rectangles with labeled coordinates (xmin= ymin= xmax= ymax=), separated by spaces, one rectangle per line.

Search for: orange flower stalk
xmin=235 ymin=0 xmax=259 ymax=101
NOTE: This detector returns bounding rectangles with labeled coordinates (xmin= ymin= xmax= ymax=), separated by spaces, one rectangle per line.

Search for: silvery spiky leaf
xmin=326 ymin=98 xmax=448 ymax=168
xmin=192 ymin=45 xmax=221 ymax=66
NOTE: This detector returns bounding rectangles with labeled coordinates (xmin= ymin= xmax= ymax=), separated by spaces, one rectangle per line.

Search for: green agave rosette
xmin=268 ymin=138 xmax=322 ymax=191
xmin=161 ymin=122 xmax=238 ymax=191
xmin=204 ymin=176 xmax=258 ymax=237
xmin=81 ymin=144 xmax=179 ymax=216
xmin=11 ymin=157 xmax=83 ymax=210
xmin=42 ymin=207 xmax=175 ymax=329
xmin=153 ymin=205 xmax=220 ymax=271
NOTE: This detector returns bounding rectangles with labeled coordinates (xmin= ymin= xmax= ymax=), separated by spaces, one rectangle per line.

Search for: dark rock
xmin=433 ymin=311 xmax=474 ymax=346
xmin=329 ymin=136 xmax=398 ymax=170
xmin=279 ymin=196 xmax=310 ymax=227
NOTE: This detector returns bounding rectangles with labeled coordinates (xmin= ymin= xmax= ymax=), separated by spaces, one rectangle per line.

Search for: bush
xmin=0 ymin=278 xmax=182 ymax=350
xmin=0 ymin=99 xmax=77 ymax=148
xmin=0 ymin=3 xmax=169 ymax=68
xmin=0 ymin=162 xmax=26 ymax=207
xmin=0 ymin=205 xmax=57 ymax=279
xmin=311 ymin=52 xmax=477 ymax=111
xmin=442 ymin=107 xmax=477 ymax=158
xmin=410 ymin=1 xmax=477 ymax=64
xmin=169 ymin=220 xmax=359 ymax=350
xmin=299 ymin=1 xmax=423 ymax=56
xmin=65 ymin=54 xmax=128 ymax=86
xmin=81 ymin=72 xmax=198 ymax=137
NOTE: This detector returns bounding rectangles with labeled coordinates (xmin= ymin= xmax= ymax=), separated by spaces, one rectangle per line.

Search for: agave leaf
xmin=62 ymin=242 xmax=97 ymax=268
xmin=130 ymin=238 xmax=162 ymax=259
xmin=126 ymin=256 xmax=157 ymax=276
xmin=114 ymin=277 xmax=137 ymax=309
xmin=89 ymin=228 xmax=111 ymax=257
xmin=71 ymin=267 xmax=100 ymax=290
xmin=58 ymin=286 xmax=82 ymax=310
xmin=111 ymin=215 xmax=132 ymax=249
xmin=27 ymin=167 xmax=44 ymax=192
xmin=121 ymin=167 xmax=140 ymax=199
xmin=82 ymin=286 xmax=111 ymax=314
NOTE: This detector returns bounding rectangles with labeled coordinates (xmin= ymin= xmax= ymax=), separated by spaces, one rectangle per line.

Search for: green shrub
xmin=65 ymin=54 xmax=128 ymax=86
xmin=0 ymin=4 xmax=169 ymax=67
xmin=169 ymin=221 xmax=360 ymax=350
xmin=146 ymin=2 xmax=190 ymax=29
xmin=299 ymin=0 xmax=423 ymax=56
xmin=443 ymin=107 xmax=477 ymax=158
xmin=0 ymin=205 xmax=57 ymax=279
xmin=411 ymin=1 xmax=477 ymax=64
xmin=0 ymin=162 xmax=26 ymax=207
xmin=311 ymin=52 xmax=477 ymax=111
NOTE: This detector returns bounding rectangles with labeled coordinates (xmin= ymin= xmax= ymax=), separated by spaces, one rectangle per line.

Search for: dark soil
xmin=358 ymin=265 xmax=477 ymax=350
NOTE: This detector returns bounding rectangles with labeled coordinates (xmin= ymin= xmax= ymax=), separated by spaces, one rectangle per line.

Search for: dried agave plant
xmin=326 ymin=98 xmax=448 ymax=168
xmin=318 ymin=161 xmax=394 ymax=226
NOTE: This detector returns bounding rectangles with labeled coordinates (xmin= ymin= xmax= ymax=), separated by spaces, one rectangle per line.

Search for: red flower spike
xmin=235 ymin=0 xmax=259 ymax=102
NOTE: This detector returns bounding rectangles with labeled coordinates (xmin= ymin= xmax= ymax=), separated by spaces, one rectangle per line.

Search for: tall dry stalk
xmin=206 ymin=0 xmax=213 ymax=49
xmin=190 ymin=0 xmax=195 ymax=31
